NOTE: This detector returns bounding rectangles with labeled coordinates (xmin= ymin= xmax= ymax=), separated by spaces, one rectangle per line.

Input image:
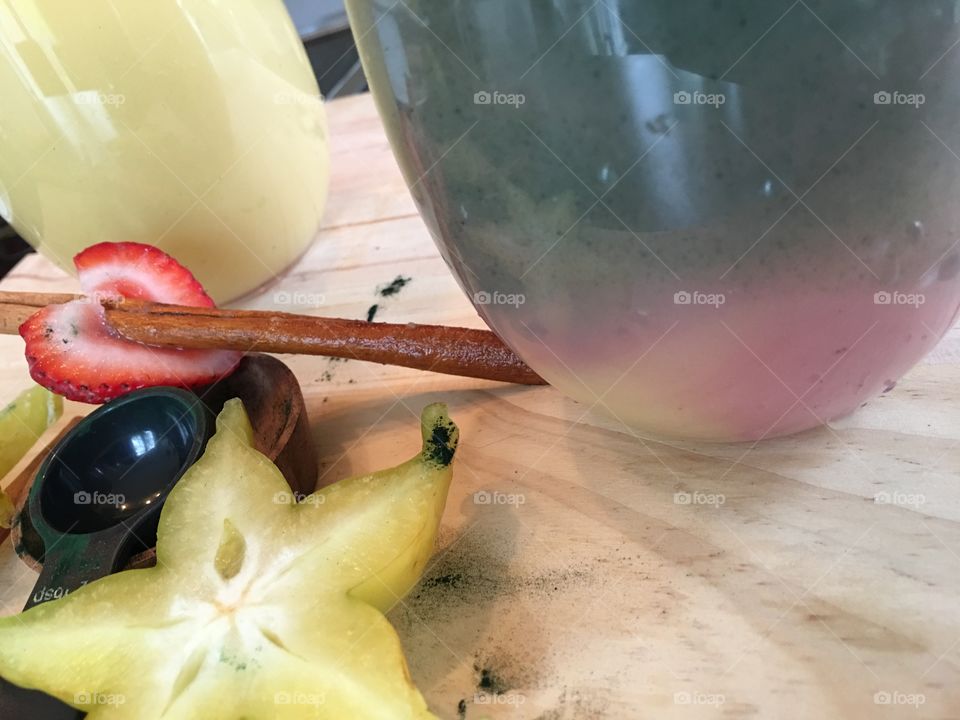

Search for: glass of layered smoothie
xmin=348 ymin=0 xmax=960 ymax=441
xmin=0 ymin=0 xmax=329 ymax=302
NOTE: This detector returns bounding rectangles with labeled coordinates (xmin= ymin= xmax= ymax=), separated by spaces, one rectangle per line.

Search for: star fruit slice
xmin=0 ymin=490 xmax=13 ymax=529
xmin=0 ymin=385 xmax=63 ymax=529
xmin=0 ymin=399 xmax=459 ymax=719
xmin=0 ymin=384 xmax=63 ymax=480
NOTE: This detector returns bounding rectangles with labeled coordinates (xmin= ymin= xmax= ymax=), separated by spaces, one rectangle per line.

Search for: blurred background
xmin=0 ymin=0 xmax=365 ymax=278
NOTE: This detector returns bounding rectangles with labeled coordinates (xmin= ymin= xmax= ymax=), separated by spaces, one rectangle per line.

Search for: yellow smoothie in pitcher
xmin=0 ymin=0 xmax=328 ymax=301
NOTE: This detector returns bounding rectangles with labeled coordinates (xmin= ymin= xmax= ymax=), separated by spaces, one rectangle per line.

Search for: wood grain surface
xmin=0 ymin=93 xmax=958 ymax=720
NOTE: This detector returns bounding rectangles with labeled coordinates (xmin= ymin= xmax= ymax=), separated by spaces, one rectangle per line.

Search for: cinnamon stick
xmin=0 ymin=291 xmax=546 ymax=386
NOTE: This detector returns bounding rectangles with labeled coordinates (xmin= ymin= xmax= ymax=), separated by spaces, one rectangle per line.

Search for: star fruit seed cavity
xmin=0 ymin=399 xmax=460 ymax=719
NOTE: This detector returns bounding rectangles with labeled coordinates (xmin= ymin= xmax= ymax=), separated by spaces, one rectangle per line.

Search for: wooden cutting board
xmin=1 ymin=94 xmax=958 ymax=720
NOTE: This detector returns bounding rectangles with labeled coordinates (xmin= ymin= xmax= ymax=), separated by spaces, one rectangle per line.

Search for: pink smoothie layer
xmin=502 ymin=280 xmax=960 ymax=442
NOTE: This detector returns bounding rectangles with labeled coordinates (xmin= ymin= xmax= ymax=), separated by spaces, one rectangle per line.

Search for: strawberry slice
xmin=74 ymin=242 xmax=215 ymax=306
xmin=20 ymin=243 xmax=241 ymax=404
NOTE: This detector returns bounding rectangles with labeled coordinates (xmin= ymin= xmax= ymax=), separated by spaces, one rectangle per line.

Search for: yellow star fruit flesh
xmin=0 ymin=490 xmax=13 ymax=529
xmin=0 ymin=399 xmax=459 ymax=719
xmin=0 ymin=385 xmax=63 ymax=480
